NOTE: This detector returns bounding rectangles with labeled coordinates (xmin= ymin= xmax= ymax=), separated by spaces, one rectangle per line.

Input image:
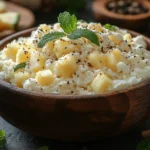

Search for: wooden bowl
xmin=0 ymin=28 xmax=150 ymax=141
xmin=92 ymin=0 xmax=150 ymax=30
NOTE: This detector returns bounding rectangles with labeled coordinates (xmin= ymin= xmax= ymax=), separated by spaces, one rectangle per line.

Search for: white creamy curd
xmin=0 ymin=22 xmax=150 ymax=95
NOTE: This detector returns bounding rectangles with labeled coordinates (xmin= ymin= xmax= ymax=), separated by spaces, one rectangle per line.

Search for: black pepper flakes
xmin=24 ymin=51 xmax=28 ymax=55
xmin=88 ymin=63 xmax=92 ymax=67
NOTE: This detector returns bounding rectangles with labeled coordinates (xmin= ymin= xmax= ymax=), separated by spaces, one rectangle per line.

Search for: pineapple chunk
xmin=16 ymin=48 xmax=30 ymax=64
xmin=35 ymin=69 xmax=54 ymax=86
xmin=88 ymin=23 xmax=103 ymax=32
xmin=4 ymin=43 xmax=19 ymax=61
xmin=109 ymin=34 xmax=122 ymax=45
xmin=88 ymin=51 xmax=106 ymax=69
xmin=42 ymin=41 xmax=54 ymax=57
xmin=91 ymin=73 xmax=112 ymax=93
xmin=55 ymin=55 xmax=77 ymax=78
xmin=12 ymin=72 xmax=30 ymax=88
xmin=111 ymin=48 xmax=122 ymax=62
xmin=106 ymin=49 xmax=122 ymax=72
xmin=39 ymin=24 xmax=51 ymax=33
xmin=88 ymin=49 xmax=122 ymax=71
xmin=123 ymin=33 xmax=132 ymax=43
xmin=53 ymin=38 xmax=81 ymax=58
xmin=30 ymin=51 xmax=46 ymax=73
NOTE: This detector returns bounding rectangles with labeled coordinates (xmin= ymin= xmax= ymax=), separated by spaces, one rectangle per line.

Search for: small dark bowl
xmin=92 ymin=0 xmax=150 ymax=30
xmin=0 ymin=28 xmax=150 ymax=141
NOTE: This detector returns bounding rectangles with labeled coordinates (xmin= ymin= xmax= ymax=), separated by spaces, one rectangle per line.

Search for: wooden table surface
xmin=1 ymin=117 xmax=150 ymax=150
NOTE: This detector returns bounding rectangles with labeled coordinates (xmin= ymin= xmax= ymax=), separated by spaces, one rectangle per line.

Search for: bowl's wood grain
xmin=0 ymin=28 xmax=150 ymax=141
xmin=92 ymin=0 xmax=150 ymax=30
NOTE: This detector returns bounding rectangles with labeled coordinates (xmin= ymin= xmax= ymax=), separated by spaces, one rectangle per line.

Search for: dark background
xmin=1 ymin=0 xmax=150 ymax=149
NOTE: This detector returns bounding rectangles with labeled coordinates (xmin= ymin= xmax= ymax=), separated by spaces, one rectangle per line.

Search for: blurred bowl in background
xmin=92 ymin=0 xmax=150 ymax=30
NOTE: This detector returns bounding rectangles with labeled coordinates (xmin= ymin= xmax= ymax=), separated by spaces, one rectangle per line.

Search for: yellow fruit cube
xmin=88 ymin=23 xmax=103 ymax=32
xmin=109 ymin=34 xmax=122 ymax=45
xmin=123 ymin=33 xmax=132 ymax=43
xmin=39 ymin=24 xmax=51 ymax=33
xmin=35 ymin=69 xmax=54 ymax=86
xmin=53 ymin=38 xmax=81 ymax=58
xmin=106 ymin=49 xmax=122 ymax=72
xmin=13 ymin=72 xmax=30 ymax=88
xmin=55 ymin=55 xmax=77 ymax=78
xmin=111 ymin=48 xmax=122 ymax=61
xmin=88 ymin=51 xmax=106 ymax=69
xmin=42 ymin=41 xmax=54 ymax=57
xmin=16 ymin=48 xmax=30 ymax=64
xmin=4 ymin=43 xmax=19 ymax=61
xmin=91 ymin=73 xmax=112 ymax=93
xmin=30 ymin=51 xmax=46 ymax=73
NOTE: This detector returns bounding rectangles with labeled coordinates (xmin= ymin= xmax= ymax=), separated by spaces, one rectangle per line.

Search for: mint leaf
xmin=58 ymin=11 xmax=77 ymax=33
xmin=0 ymin=130 xmax=6 ymax=148
xmin=14 ymin=62 xmax=26 ymax=72
xmin=68 ymin=29 xmax=100 ymax=46
xmin=104 ymin=24 xmax=116 ymax=31
xmin=136 ymin=138 xmax=150 ymax=150
xmin=37 ymin=146 xmax=49 ymax=150
xmin=38 ymin=32 xmax=66 ymax=48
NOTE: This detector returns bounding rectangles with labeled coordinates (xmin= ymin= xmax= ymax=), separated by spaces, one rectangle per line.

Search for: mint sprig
xmin=14 ymin=62 xmax=26 ymax=72
xmin=136 ymin=138 xmax=150 ymax=150
xmin=0 ymin=130 xmax=6 ymax=148
xmin=104 ymin=24 xmax=116 ymax=31
xmin=68 ymin=29 xmax=99 ymax=46
xmin=38 ymin=11 xmax=100 ymax=48
xmin=58 ymin=11 xmax=77 ymax=34
xmin=38 ymin=32 xmax=66 ymax=48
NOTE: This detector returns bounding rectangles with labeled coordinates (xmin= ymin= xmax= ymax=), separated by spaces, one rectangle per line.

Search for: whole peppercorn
xmin=107 ymin=0 xmax=149 ymax=15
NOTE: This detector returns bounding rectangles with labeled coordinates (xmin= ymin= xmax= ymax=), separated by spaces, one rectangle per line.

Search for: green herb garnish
xmin=104 ymin=24 xmax=116 ymax=31
xmin=58 ymin=11 xmax=77 ymax=34
xmin=37 ymin=146 xmax=49 ymax=150
xmin=38 ymin=11 xmax=100 ymax=48
xmin=0 ymin=130 xmax=6 ymax=148
xmin=14 ymin=62 xmax=26 ymax=72
xmin=136 ymin=138 xmax=150 ymax=150
xmin=69 ymin=29 xmax=99 ymax=46
xmin=38 ymin=32 xmax=66 ymax=48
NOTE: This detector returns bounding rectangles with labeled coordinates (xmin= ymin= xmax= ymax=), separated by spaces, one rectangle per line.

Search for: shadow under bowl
xmin=0 ymin=28 xmax=150 ymax=141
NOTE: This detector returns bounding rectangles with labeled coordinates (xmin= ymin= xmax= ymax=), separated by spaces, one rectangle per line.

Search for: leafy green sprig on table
xmin=38 ymin=11 xmax=100 ymax=48
xmin=0 ymin=130 xmax=6 ymax=148
xmin=136 ymin=137 xmax=150 ymax=150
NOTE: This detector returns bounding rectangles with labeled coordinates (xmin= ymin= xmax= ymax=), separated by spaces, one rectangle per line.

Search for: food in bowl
xmin=0 ymin=12 xmax=150 ymax=95
xmin=107 ymin=0 xmax=149 ymax=15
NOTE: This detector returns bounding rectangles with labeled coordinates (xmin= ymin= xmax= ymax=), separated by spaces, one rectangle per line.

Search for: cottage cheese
xmin=0 ymin=22 xmax=150 ymax=95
